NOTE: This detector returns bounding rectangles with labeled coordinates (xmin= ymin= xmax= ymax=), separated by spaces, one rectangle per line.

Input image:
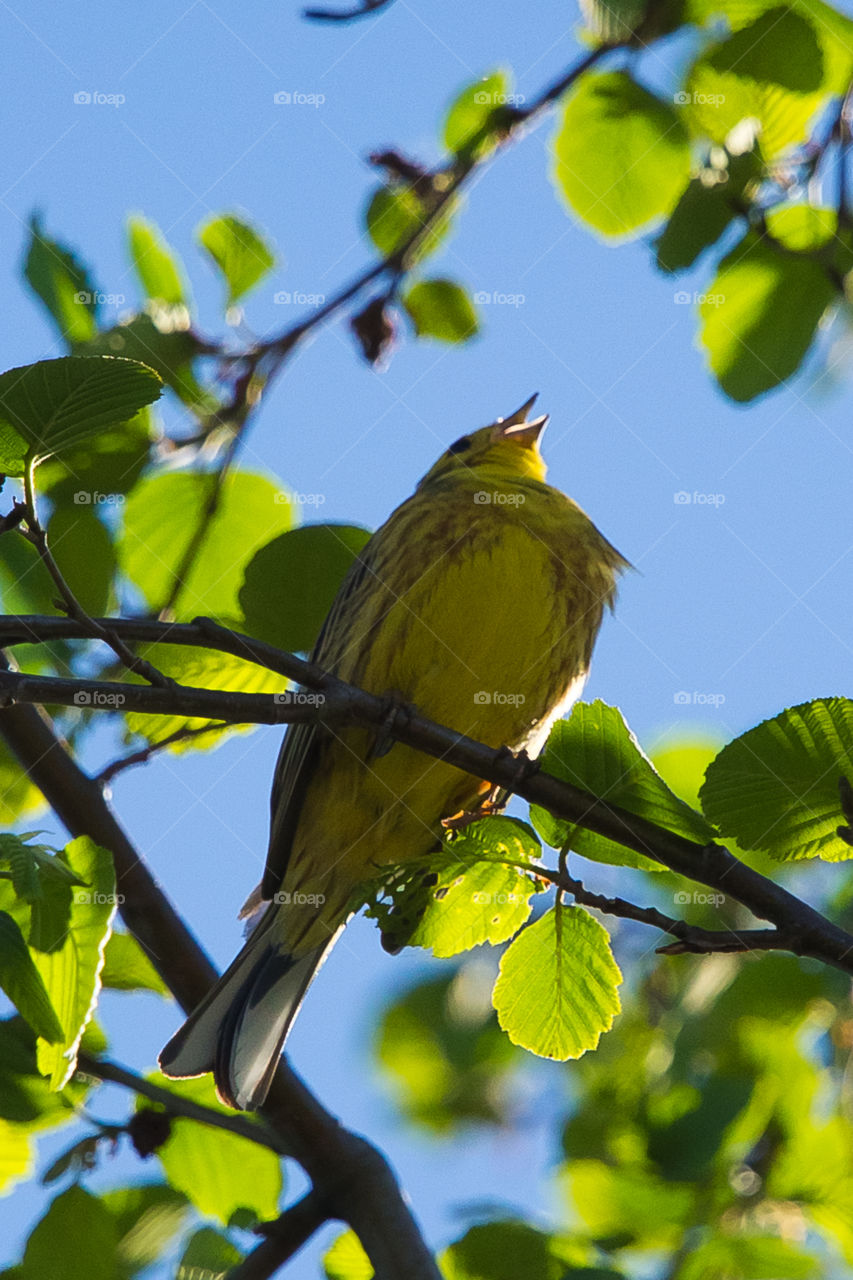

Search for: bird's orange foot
xmin=441 ymin=793 xmax=506 ymax=832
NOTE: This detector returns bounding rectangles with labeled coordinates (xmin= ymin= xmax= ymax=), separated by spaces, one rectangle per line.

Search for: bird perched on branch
xmin=160 ymin=395 xmax=627 ymax=1108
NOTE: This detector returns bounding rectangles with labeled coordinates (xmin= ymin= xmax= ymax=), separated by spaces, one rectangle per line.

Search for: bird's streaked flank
xmin=159 ymin=396 xmax=627 ymax=1108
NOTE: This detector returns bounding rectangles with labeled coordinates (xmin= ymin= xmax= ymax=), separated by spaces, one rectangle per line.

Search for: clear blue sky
xmin=2 ymin=0 xmax=853 ymax=1273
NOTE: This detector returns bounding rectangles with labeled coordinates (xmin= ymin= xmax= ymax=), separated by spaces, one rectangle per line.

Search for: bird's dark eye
xmin=447 ymin=436 xmax=471 ymax=455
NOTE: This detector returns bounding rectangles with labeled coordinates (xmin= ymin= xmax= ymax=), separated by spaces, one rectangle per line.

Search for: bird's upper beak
xmin=492 ymin=393 xmax=549 ymax=446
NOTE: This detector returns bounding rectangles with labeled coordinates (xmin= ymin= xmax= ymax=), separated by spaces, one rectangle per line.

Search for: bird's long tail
xmin=158 ymin=905 xmax=339 ymax=1109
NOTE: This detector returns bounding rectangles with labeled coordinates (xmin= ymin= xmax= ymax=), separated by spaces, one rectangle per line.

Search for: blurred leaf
xmin=376 ymin=966 xmax=517 ymax=1132
xmin=366 ymin=185 xmax=454 ymax=263
xmin=403 ymin=279 xmax=479 ymax=343
xmin=23 ymin=215 xmax=98 ymax=345
xmin=530 ymin=701 xmax=712 ymax=869
xmin=0 ymin=1017 xmax=86 ymax=1130
xmin=675 ymin=1233 xmax=819 ymax=1280
xmin=700 ymin=232 xmax=836 ymax=401
xmin=119 ymin=469 xmax=293 ymax=619
xmin=175 ymin=1226 xmax=243 ymax=1279
xmin=100 ymin=931 xmax=170 ymax=996
xmin=34 ymin=409 xmax=154 ymax=502
xmin=0 ymin=913 xmax=63 ymax=1043
xmin=655 ymin=146 xmax=762 ymax=274
xmin=198 ymin=212 xmax=276 ymax=306
xmin=0 ymin=752 xmax=45 ymax=831
xmin=239 ymin=523 xmax=370 ymax=653
xmin=143 ymin=1073 xmax=282 ymax=1225
xmin=565 ymin=1159 xmax=695 ymax=1246
xmin=443 ymin=71 xmax=509 ymax=156
xmin=101 ymin=1182 xmax=188 ymax=1276
xmin=323 ymin=1230 xmax=373 ymax=1280
xmin=127 ymin=214 xmax=189 ymax=309
xmin=650 ymin=735 xmax=724 ymax=809
xmin=0 ymin=356 xmax=162 ymax=470
xmin=579 ymin=0 xmax=654 ymax=41
xmin=683 ymin=9 xmax=828 ymax=159
xmin=47 ymin=501 xmax=116 ymax=616
xmin=0 ymin=1118 xmax=32 ymax=1194
xmin=21 ymin=1186 xmax=119 ymax=1280
xmin=441 ymin=1220 xmax=581 ymax=1280
xmin=553 ymin=72 xmax=690 ymax=239
xmin=80 ymin=316 xmax=214 ymax=414
xmin=122 ymin=642 xmax=287 ymax=750
xmin=493 ymin=906 xmax=622 ymax=1060
xmin=699 ymin=697 xmax=853 ymax=861
xmin=31 ymin=837 xmax=116 ymax=1089
xmin=647 ymin=1073 xmax=754 ymax=1179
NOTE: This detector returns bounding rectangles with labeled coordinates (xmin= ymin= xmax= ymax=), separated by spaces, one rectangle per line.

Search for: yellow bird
xmin=159 ymin=396 xmax=627 ymax=1108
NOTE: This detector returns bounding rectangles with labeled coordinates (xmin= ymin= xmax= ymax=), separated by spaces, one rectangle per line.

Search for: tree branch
xmin=230 ymin=1192 xmax=329 ymax=1277
xmin=0 ymin=656 xmax=441 ymax=1280
xmin=3 ymin=615 xmax=853 ymax=978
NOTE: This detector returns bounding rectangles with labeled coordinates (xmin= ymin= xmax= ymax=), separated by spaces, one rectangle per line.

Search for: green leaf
xmin=47 ymin=501 xmax=116 ymax=617
xmin=655 ymin=146 xmax=762 ymax=274
xmin=765 ymin=203 xmax=839 ymax=252
xmin=23 ymin=215 xmax=99 ymax=345
xmin=0 ymin=1016 xmax=88 ymax=1131
xmin=564 ymin=1158 xmax=694 ymax=1246
xmin=403 ymin=279 xmax=479 ymax=343
xmin=675 ymin=1234 xmax=819 ymax=1280
xmin=579 ymin=0 xmax=655 ymax=41
xmin=198 ymin=212 xmax=276 ymax=306
xmin=34 ymin=409 xmax=154 ymax=502
xmin=409 ymin=818 xmax=543 ymax=957
xmin=31 ymin=837 xmax=117 ymax=1089
xmin=552 ymin=72 xmax=690 ymax=239
xmin=0 ymin=913 xmax=63 ymax=1043
xmin=323 ymin=1229 xmax=373 ymax=1280
xmin=127 ymin=214 xmax=189 ymax=309
xmin=700 ymin=233 xmax=836 ymax=401
xmin=122 ymin=642 xmax=288 ymax=751
xmin=0 ymin=420 xmax=28 ymax=474
xmin=366 ymin=185 xmax=454 ymax=263
xmin=100 ymin=931 xmax=170 ymax=995
xmin=22 ymin=1186 xmax=119 ymax=1280
xmin=683 ymin=9 xmax=829 ymax=159
xmin=176 ymin=1227 xmax=243 ymax=1279
xmin=0 ymin=356 xmax=162 ymax=469
xmin=80 ymin=316 xmax=214 ymax=414
xmin=492 ymin=906 xmax=622 ymax=1060
xmin=443 ymin=71 xmax=510 ymax=156
xmin=530 ymin=701 xmax=713 ymax=870
xmin=0 ymin=1118 xmax=32 ymax=1195
xmin=119 ymin=469 xmax=293 ymax=619
xmin=441 ymin=1220 xmax=578 ymax=1280
xmin=101 ymin=1183 xmax=188 ymax=1276
xmin=239 ymin=523 xmax=371 ymax=653
xmin=143 ymin=1073 xmax=282 ymax=1225
xmin=699 ymin=697 xmax=853 ymax=862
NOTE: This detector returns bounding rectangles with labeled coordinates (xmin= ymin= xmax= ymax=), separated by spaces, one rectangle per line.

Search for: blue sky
xmin=2 ymin=0 xmax=853 ymax=1273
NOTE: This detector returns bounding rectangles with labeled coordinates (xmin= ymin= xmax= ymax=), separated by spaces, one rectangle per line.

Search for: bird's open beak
xmin=492 ymin=393 xmax=549 ymax=446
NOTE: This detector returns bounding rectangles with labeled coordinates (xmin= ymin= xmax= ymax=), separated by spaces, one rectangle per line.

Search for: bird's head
xmin=417 ymin=395 xmax=549 ymax=490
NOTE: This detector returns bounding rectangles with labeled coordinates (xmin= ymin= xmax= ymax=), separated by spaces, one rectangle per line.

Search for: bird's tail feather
xmin=158 ymin=906 xmax=338 ymax=1109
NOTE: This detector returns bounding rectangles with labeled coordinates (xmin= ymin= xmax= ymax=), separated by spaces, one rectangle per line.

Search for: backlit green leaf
xmin=198 ymin=212 xmax=276 ymax=306
xmin=127 ymin=214 xmax=189 ymax=309
xmin=403 ymin=279 xmax=479 ymax=343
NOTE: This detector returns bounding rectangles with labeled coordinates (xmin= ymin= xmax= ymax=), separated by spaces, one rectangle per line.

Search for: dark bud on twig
xmin=0 ymin=499 xmax=27 ymax=537
xmin=368 ymin=150 xmax=429 ymax=184
xmin=127 ymin=1107 xmax=173 ymax=1158
xmin=351 ymin=296 xmax=397 ymax=368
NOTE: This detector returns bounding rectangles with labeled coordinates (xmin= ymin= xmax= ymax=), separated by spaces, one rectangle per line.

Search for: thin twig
xmin=304 ymin=0 xmax=395 ymax=20
xmin=228 ymin=1192 xmax=329 ymax=1277
xmin=94 ymin=723 xmax=229 ymax=785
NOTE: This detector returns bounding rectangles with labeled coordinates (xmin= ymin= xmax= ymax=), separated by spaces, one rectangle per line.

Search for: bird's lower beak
xmin=492 ymin=393 xmax=549 ymax=445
